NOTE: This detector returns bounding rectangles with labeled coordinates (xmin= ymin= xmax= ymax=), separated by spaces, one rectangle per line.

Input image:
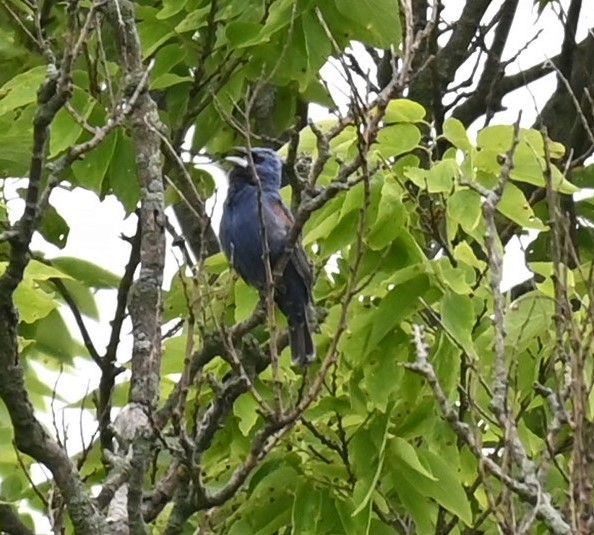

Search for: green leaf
xmin=420 ymin=449 xmax=473 ymax=525
xmin=107 ymin=133 xmax=139 ymax=213
xmin=391 ymin=437 xmax=437 ymax=480
xmin=384 ymin=99 xmax=426 ymax=123
xmin=233 ymin=393 xmax=260 ymax=436
xmin=0 ymin=66 xmax=46 ymax=115
xmin=49 ymin=87 xmax=94 ymax=157
xmin=234 ymin=280 xmax=259 ymax=322
xmin=406 ymin=159 xmax=457 ymax=193
xmin=138 ymin=18 xmax=175 ymax=58
xmin=367 ymin=178 xmax=406 ymax=250
xmin=441 ymin=291 xmax=476 ymax=357
xmin=38 ymin=204 xmax=70 ymax=249
xmin=375 ymin=123 xmax=421 ymax=157
xmin=150 ymin=43 xmax=188 ymax=80
xmin=390 ymin=472 xmax=436 ymax=533
xmin=72 ymin=130 xmax=117 ymax=192
xmin=0 ymin=127 xmax=33 ymax=176
xmin=572 ymin=163 xmax=594 ymax=188
xmin=226 ymin=22 xmax=265 ymax=47
xmin=443 ymin=118 xmax=472 ymax=152
xmin=335 ymin=498 xmax=371 ymax=535
xmin=162 ymin=335 xmax=187 ymax=375
xmin=157 ymin=0 xmax=188 ymax=19
xmin=369 ymin=273 xmax=440 ymax=348
xmin=150 ymin=73 xmax=192 ymax=90
xmin=433 ymin=331 xmax=460 ymax=396
xmin=174 ymin=6 xmax=212 ymax=32
xmin=20 ymin=309 xmax=85 ymax=364
xmin=291 ymin=482 xmax=323 ymax=534
xmin=447 ymin=189 xmax=481 ymax=233
xmin=477 ymin=124 xmax=517 ymax=151
xmin=497 ymin=182 xmax=547 ymax=230
xmin=1 ymin=473 xmax=24 ymax=500
xmin=334 ymin=0 xmax=401 ymax=48
xmin=51 ymin=257 xmax=120 ymax=288
xmin=14 ymin=280 xmax=57 ymax=323
xmin=505 ymin=292 xmax=555 ymax=350
xmin=352 ymin=406 xmax=392 ymax=515
xmin=25 ymin=260 xmax=71 ymax=281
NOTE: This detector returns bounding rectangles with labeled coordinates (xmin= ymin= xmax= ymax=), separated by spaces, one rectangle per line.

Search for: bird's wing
xmin=267 ymin=196 xmax=313 ymax=293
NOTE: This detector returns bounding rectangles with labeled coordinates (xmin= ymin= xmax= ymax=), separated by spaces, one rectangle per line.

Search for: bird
xmin=219 ymin=147 xmax=315 ymax=366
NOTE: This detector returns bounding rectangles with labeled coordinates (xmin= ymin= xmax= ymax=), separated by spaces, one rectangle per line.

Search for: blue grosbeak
xmin=220 ymin=147 xmax=315 ymax=366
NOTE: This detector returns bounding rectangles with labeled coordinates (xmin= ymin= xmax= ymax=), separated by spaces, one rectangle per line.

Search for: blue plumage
xmin=219 ymin=148 xmax=315 ymax=366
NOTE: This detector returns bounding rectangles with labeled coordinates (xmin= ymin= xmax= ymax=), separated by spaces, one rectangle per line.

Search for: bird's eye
xmin=251 ymin=152 xmax=263 ymax=164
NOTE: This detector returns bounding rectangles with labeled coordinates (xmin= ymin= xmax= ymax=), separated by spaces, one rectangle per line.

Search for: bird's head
xmin=225 ymin=147 xmax=282 ymax=190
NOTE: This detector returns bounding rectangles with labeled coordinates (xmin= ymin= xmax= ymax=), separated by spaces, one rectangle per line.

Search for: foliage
xmin=0 ymin=1 xmax=593 ymax=534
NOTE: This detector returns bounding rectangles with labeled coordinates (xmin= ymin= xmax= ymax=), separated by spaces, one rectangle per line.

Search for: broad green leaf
xmin=441 ymin=291 xmax=476 ymax=357
xmin=420 ymin=450 xmax=473 ymax=525
xmin=443 ymin=118 xmax=472 ymax=152
xmin=20 ymin=309 xmax=86 ymax=364
xmin=391 ymin=437 xmax=436 ymax=480
xmin=234 ymin=280 xmax=259 ymax=322
xmin=72 ymin=130 xmax=117 ymax=192
xmin=0 ymin=66 xmax=46 ymax=115
xmin=150 ymin=73 xmax=193 ymax=90
xmin=226 ymin=22 xmax=266 ymax=48
xmin=375 ymin=123 xmax=421 ymax=158
xmin=453 ymin=242 xmax=486 ymax=270
xmin=369 ymin=274 xmax=440 ymax=348
xmin=0 ymin=128 xmax=33 ymax=176
xmin=447 ymin=189 xmax=481 ymax=233
xmin=477 ymin=124 xmax=519 ymax=152
xmin=505 ymin=292 xmax=555 ymax=350
xmin=51 ymin=257 xmax=120 ymax=288
xmin=424 ymin=159 xmax=458 ymax=193
xmin=1 ymin=473 xmax=24 ymax=501
xmin=363 ymin=333 xmax=406 ymax=410
xmin=174 ymin=6 xmax=212 ymax=32
xmin=334 ymin=0 xmax=401 ymax=48
xmin=49 ymin=87 xmax=94 ymax=157
xmin=233 ymin=393 xmax=261 ymax=436
xmin=14 ymin=280 xmax=57 ymax=323
xmin=151 ymin=43 xmax=188 ymax=80
xmin=25 ymin=260 xmax=71 ymax=281
xmin=163 ymin=270 xmax=192 ymax=322
xmin=390 ymin=471 xmax=436 ymax=533
xmin=433 ymin=331 xmax=460 ymax=396
xmin=572 ymin=163 xmax=594 ymax=188
xmin=367 ymin=179 xmax=406 ymax=250
xmin=204 ymin=252 xmax=229 ymax=274
xmin=352 ymin=406 xmax=392 ymax=515
xmin=138 ymin=18 xmax=176 ymax=57
xmin=291 ymin=482 xmax=323 ymax=534
xmin=161 ymin=335 xmax=186 ymax=376
xmin=157 ymin=0 xmax=188 ymax=19
xmin=335 ymin=498 xmax=371 ymax=535
xmin=303 ymin=210 xmax=340 ymax=246
xmin=107 ymin=133 xmax=140 ymax=213
xmin=38 ymin=204 xmax=70 ymax=249
xmin=384 ymin=99 xmax=425 ymax=123
xmin=497 ymin=182 xmax=547 ymax=230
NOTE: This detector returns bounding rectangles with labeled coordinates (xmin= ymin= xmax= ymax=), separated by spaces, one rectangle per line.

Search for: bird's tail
xmin=288 ymin=319 xmax=315 ymax=367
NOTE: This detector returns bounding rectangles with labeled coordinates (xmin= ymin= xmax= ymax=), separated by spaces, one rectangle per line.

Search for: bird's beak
xmin=223 ymin=147 xmax=249 ymax=168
